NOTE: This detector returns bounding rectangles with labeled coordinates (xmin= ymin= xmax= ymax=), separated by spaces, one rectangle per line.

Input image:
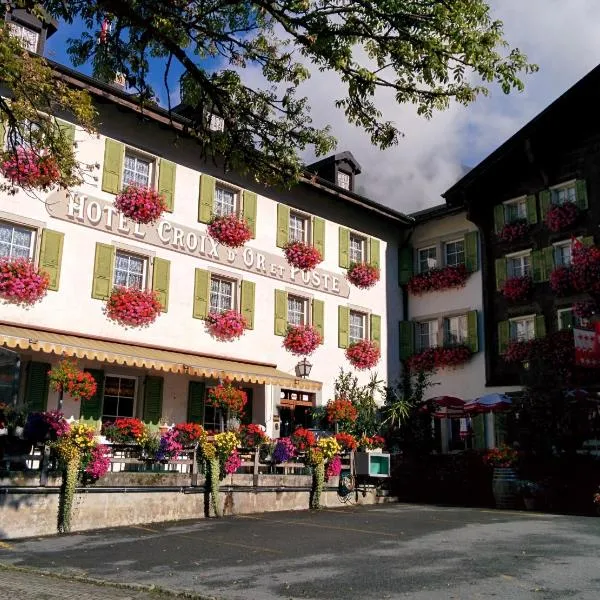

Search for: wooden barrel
xmin=492 ymin=467 xmax=518 ymax=509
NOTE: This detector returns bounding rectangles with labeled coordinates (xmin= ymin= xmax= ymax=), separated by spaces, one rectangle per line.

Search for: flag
xmin=574 ymin=326 xmax=600 ymax=368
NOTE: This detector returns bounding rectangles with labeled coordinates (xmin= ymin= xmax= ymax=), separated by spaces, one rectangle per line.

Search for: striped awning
xmin=0 ymin=323 xmax=321 ymax=391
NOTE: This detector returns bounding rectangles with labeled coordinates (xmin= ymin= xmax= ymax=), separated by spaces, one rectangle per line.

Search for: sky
xmin=45 ymin=0 xmax=600 ymax=214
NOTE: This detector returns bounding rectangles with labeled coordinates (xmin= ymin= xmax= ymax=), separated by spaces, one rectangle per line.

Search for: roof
xmin=306 ymin=151 xmax=362 ymax=175
xmin=409 ymin=202 xmax=465 ymax=224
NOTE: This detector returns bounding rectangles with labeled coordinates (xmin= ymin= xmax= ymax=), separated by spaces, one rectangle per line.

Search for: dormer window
xmin=337 ymin=170 xmax=351 ymax=191
xmin=9 ymin=22 xmax=39 ymax=53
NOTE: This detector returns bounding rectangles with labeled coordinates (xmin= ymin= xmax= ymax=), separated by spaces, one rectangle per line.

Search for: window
xmin=287 ymin=295 xmax=308 ymax=327
xmin=551 ymin=184 xmax=576 ymax=206
xmin=349 ymin=233 xmax=366 ymax=264
xmin=349 ymin=310 xmax=367 ymax=343
xmin=123 ymin=152 xmax=153 ymax=188
xmin=509 ymin=316 xmax=535 ymax=342
xmin=503 ymin=198 xmax=527 ymax=223
xmin=289 ymin=211 xmax=308 ymax=242
xmin=554 ymin=241 xmax=572 ymax=267
xmin=102 ymin=375 xmax=136 ymax=421
xmin=444 ymin=315 xmax=468 ymax=346
xmin=210 ymin=276 xmax=234 ymax=313
xmin=444 ymin=240 xmax=465 ymax=267
xmin=9 ymin=22 xmax=39 ymax=52
xmin=208 ymin=114 xmax=225 ymax=132
xmin=416 ymin=320 xmax=438 ymax=351
xmin=213 ymin=186 xmax=237 ymax=216
xmin=337 ymin=171 xmax=351 ymax=190
xmin=0 ymin=221 xmax=35 ymax=259
xmin=558 ymin=307 xmax=587 ymax=330
xmin=114 ymin=251 xmax=147 ymax=290
xmin=418 ymin=246 xmax=437 ymax=273
xmin=507 ymin=252 xmax=531 ymax=278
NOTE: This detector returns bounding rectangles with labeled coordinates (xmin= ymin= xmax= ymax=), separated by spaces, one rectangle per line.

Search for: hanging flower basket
xmin=545 ymin=203 xmax=578 ymax=232
xmin=345 ymin=339 xmax=380 ymax=370
xmin=283 ymin=324 xmax=322 ymax=356
xmin=501 ymin=276 xmax=533 ymax=301
xmin=571 ymin=240 xmax=600 ymax=295
xmin=549 ymin=266 xmax=573 ymax=296
xmin=407 ymin=345 xmax=472 ymax=372
xmin=105 ymin=287 xmax=162 ymax=327
xmin=114 ymin=185 xmax=168 ymax=225
xmin=205 ymin=310 xmax=247 ymax=341
xmin=326 ymin=398 xmax=358 ymax=425
xmin=497 ymin=220 xmax=529 ymax=243
xmin=283 ymin=240 xmax=322 ymax=271
xmin=0 ymin=257 xmax=49 ymax=306
xmin=503 ymin=340 xmax=535 ymax=363
xmin=208 ymin=382 xmax=248 ymax=416
xmin=407 ymin=264 xmax=468 ymax=295
xmin=347 ymin=262 xmax=380 ymax=289
xmin=48 ymin=359 xmax=98 ymax=401
xmin=207 ymin=213 xmax=253 ymax=248
xmin=0 ymin=147 xmax=61 ymax=190
xmin=334 ymin=432 xmax=358 ymax=451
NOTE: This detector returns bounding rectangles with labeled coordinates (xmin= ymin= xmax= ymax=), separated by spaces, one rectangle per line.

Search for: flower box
xmin=503 ymin=339 xmax=534 ymax=363
xmin=283 ymin=241 xmax=322 ymax=271
xmin=407 ymin=264 xmax=468 ymax=295
xmin=545 ymin=203 xmax=578 ymax=232
xmin=283 ymin=324 xmax=322 ymax=356
xmin=0 ymin=147 xmax=61 ymax=190
xmin=571 ymin=240 xmax=600 ymax=295
xmin=205 ymin=310 xmax=247 ymax=341
xmin=345 ymin=339 xmax=380 ymax=370
xmin=501 ymin=275 xmax=533 ymax=302
xmin=0 ymin=257 xmax=49 ymax=306
xmin=407 ymin=345 xmax=472 ymax=373
xmin=114 ymin=185 xmax=168 ymax=225
xmin=549 ymin=266 xmax=572 ymax=296
xmin=207 ymin=214 xmax=253 ymax=248
xmin=347 ymin=262 xmax=380 ymax=289
xmin=105 ymin=287 xmax=163 ymax=327
xmin=497 ymin=219 xmax=529 ymax=243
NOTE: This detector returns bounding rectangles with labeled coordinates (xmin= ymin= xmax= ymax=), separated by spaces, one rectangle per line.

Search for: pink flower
xmin=0 ymin=147 xmax=61 ymax=190
xmin=205 ymin=310 xmax=248 ymax=341
xmin=283 ymin=324 xmax=322 ymax=356
xmin=224 ymin=449 xmax=242 ymax=474
xmin=84 ymin=445 xmax=111 ymax=480
xmin=347 ymin=263 xmax=380 ymax=289
xmin=497 ymin=220 xmax=529 ymax=243
xmin=549 ymin=266 xmax=572 ymax=296
xmin=408 ymin=265 xmax=468 ymax=295
xmin=501 ymin=276 xmax=533 ymax=302
xmin=208 ymin=214 xmax=252 ymax=248
xmin=326 ymin=455 xmax=342 ymax=480
xmin=545 ymin=203 xmax=578 ymax=232
xmin=407 ymin=346 xmax=472 ymax=372
xmin=114 ymin=185 xmax=167 ymax=225
xmin=283 ymin=241 xmax=323 ymax=271
xmin=0 ymin=257 xmax=49 ymax=306
xmin=345 ymin=340 xmax=380 ymax=370
xmin=105 ymin=286 xmax=162 ymax=327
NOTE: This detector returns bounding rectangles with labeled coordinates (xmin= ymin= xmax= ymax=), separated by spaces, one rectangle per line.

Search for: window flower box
xmin=549 ymin=266 xmax=573 ymax=296
xmin=105 ymin=287 xmax=163 ymax=327
xmin=114 ymin=185 xmax=167 ymax=225
xmin=207 ymin=213 xmax=253 ymax=248
xmin=345 ymin=339 xmax=380 ymax=370
xmin=283 ymin=324 xmax=322 ymax=356
xmin=407 ymin=264 xmax=468 ymax=296
xmin=0 ymin=256 xmax=49 ymax=306
xmin=502 ymin=339 xmax=535 ymax=363
xmin=0 ymin=147 xmax=61 ymax=191
xmin=283 ymin=240 xmax=323 ymax=271
xmin=501 ymin=275 xmax=533 ymax=302
xmin=102 ymin=418 xmax=149 ymax=445
xmin=205 ymin=309 xmax=247 ymax=341
xmin=407 ymin=345 xmax=472 ymax=373
xmin=497 ymin=219 xmax=529 ymax=243
xmin=545 ymin=203 xmax=578 ymax=232
xmin=347 ymin=262 xmax=380 ymax=289
xmin=571 ymin=239 xmax=600 ymax=296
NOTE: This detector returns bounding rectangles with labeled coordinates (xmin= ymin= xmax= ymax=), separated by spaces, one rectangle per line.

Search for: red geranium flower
xmin=283 ymin=241 xmax=323 ymax=271
xmin=497 ymin=220 xmax=529 ymax=243
xmin=1 ymin=146 xmax=61 ymax=190
xmin=407 ymin=265 xmax=468 ymax=295
xmin=326 ymin=398 xmax=358 ymax=424
xmin=291 ymin=427 xmax=316 ymax=452
xmin=48 ymin=359 xmax=97 ymax=401
xmin=501 ymin=276 xmax=533 ymax=302
xmin=205 ymin=310 xmax=247 ymax=341
xmin=0 ymin=257 xmax=49 ymax=306
xmin=208 ymin=382 xmax=247 ymax=416
xmin=114 ymin=185 xmax=167 ymax=225
xmin=407 ymin=346 xmax=472 ymax=372
xmin=345 ymin=339 xmax=380 ymax=370
xmin=105 ymin=287 xmax=163 ymax=328
xmin=503 ymin=340 xmax=534 ymax=363
xmin=571 ymin=239 xmax=600 ymax=295
xmin=208 ymin=213 xmax=252 ymax=248
xmin=283 ymin=324 xmax=322 ymax=356
xmin=334 ymin=432 xmax=358 ymax=451
xmin=549 ymin=266 xmax=572 ymax=296
xmin=347 ymin=263 xmax=380 ymax=289
xmin=545 ymin=203 xmax=578 ymax=232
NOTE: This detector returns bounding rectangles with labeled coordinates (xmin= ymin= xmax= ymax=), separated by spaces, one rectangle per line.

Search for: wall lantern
xmin=295 ymin=358 xmax=312 ymax=379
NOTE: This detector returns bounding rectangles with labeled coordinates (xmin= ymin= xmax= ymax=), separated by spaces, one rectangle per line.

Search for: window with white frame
xmin=554 ymin=241 xmax=572 ymax=267
xmin=503 ymin=197 xmax=527 ymax=223
xmin=9 ymin=22 xmax=39 ymax=52
xmin=349 ymin=310 xmax=367 ymax=343
xmin=0 ymin=221 xmax=36 ymax=259
xmin=443 ymin=315 xmax=468 ymax=346
xmin=209 ymin=276 xmax=234 ymax=313
xmin=102 ymin=375 xmax=136 ymax=421
xmin=113 ymin=251 xmax=147 ymax=290
xmin=551 ymin=183 xmax=576 ymax=206
xmin=349 ymin=233 xmax=366 ymax=264
xmin=213 ymin=186 xmax=237 ymax=216
xmin=122 ymin=151 xmax=153 ymax=188
xmin=287 ymin=295 xmax=308 ymax=326
xmin=418 ymin=246 xmax=437 ymax=273
xmin=416 ymin=320 xmax=438 ymax=351
xmin=337 ymin=171 xmax=351 ymax=190
xmin=509 ymin=316 xmax=535 ymax=342
xmin=444 ymin=240 xmax=465 ymax=267
xmin=289 ymin=211 xmax=309 ymax=242
xmin=557 ymin=307 xmax=587 ymax=330
xmin=506 ymin=251 xmax=531 ymax=278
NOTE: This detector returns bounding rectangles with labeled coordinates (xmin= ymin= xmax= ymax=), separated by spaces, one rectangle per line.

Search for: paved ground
xmin=1 ymin=504 xmax=600 ymax=599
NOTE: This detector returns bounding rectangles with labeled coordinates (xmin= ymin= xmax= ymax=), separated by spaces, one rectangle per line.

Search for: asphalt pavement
xmin=1 ymin=503 xmax=600 ymax=599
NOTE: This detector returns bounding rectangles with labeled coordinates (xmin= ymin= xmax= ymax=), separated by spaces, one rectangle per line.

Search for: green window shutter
xmin=543 ymin=246 xmax=555 ymax=277
xmin=312 ymin=217 xmax=325 ymax=259
xmin=198 ymin=174 xmax=215 ymax=223
xmin=494 ymin=204 xmax=505 ymax=232
xmin=466 ymin=310 xmax=479 ymax=353
xmin=242 ymin=190 xmax=258 ymax=238
xmin=276 ymin=204 xmax=290 ymax=248
xmin=526 ymin=194 xmax=537 ymax=224
xmin=91 ymin=243 xmax=115 ymax=300
xmin=24 ymin=361 xmax=50 ymax=412
xmin=241 ymin=280 xmax=256 ymax=330
xmin=540 ymin=190 xmax=551 ymax=221
xmin=559 ymin=309 xmax=574 ymax=331
xmin=472 ymin=414 xmax=486 ymax=450
xmin=81 ymin=369 xmax=104 ymax=421
xmin=495 ymin=257 xmax=507 ymax=291
xmin=158 ymin=159 xmax=176 ymax=212
xmin=39 ymin=229 xmax=64 ymax=291
xmin=575 ymin=179 xmax=588 ymax=210
xmin=497 ymin=321 xmax=509 ymax=355
xmin=0 ymin=118 xmax=5 ymax=148
xmin=101 ymin=138 xmax=125 ymax=194
xmin=152 ymin=257 xmax=170 ymax=312
xmin=312 ymin=299 xmax=325 ymax=343
xmin=398 ymin=321 xmax=414 ymax=360
xmin=534 ymin=315 xmax=546 ymax=339
xmin=494 ymin=414 xmax=508 ymax=447
xmin=370 ymin=314 xmax=381 ymax=345
xmin=274 ymin=289 xmax=288 ymax=336
xmin=193 ymin=269 xmax=210 ymax=319
xmin=369 ymin=238 xmax=381 ymax=269
xmin=464 ymin=231 xmax=479 ymax=272
xmin=531 ymin=250 xmax=546 ymax=282
xmin=187 ymin=381 xmax=206 ymax=424
xmin=57 ymin=119 xmax=76 ymax=146
xmin=338 ymin=227 xmax=350 ymax=268
xmin=338 ymin=306 xmax=350 ymax=349
xmin=581 ymin=235 xmax=595 ymax=247
xmin=143 ymin=376 xmax=163 ymax=424
xmin=398 ymin=246 xmax=414 ymax=285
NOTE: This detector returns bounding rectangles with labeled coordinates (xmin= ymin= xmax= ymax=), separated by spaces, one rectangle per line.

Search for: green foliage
xmin=310 ymin=461 xmax=325 ymax=509
xmin=207 ymin=456 xmax=221 ymax=518
xmin=57 ymin=456 xmax=79 ymax=534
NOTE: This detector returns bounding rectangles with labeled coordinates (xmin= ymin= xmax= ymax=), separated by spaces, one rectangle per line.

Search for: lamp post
xmin=295 ymin=358 xmax=312 ymax=379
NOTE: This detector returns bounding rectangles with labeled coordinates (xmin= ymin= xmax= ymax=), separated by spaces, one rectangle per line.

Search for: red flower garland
xmin=0 ymin=257 xmax=49 ymax=306
xmin=207 ymin=214 xmax=253 ymax=248
xmin=283 ymin=324 xmax=322 ymax=356
xmin=501 ymin=276 xmax=533 ymax=301
xmin=545 ymin=203 xmax=578 ymax=232
xmin=283 ymin=241 xmax=323 ymax=271
xmin=208 ymin=382 xmax=248 ymax=415
xmin=334 ymin=432 xmax=358 ymax=451
xmin=205 ymin=310 xmax=247 ymax=341
xmin=407 ymin=264 xmax=468 ymax=296
xmin=326 ymin=398 xmax=358 ymax=424
xmin=407 ymin=345 xmax=472 ymax=372
xmin=105 ymin=287 xmax=163 ymax=327
xmin=0 ymin=147 xmax=61 ymax=190
xmin=291 ymin=427 xmax=316 ymax=452
xmin=345 ymin=339 xmax=380 ymax=370
xmin=549 ymin=266 xmax=572 ymax=296
xmin=347 ymin=262 xmax=380 ymax=289
xmin=114 ymin=185 xmax=168 ymax=225
xmin=48 ymin=359 xmax=97 ymax=401
xmin=497 ymin=220 xmax=529 ymax=243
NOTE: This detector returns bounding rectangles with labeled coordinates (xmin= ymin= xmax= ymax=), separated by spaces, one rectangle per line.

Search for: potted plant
xmin=501 ymin=275 xmax=533 ymax=302
xmin=549 ymin=266 xmax=572 ymax=296
xmin=345 ymin=339 xmax=380 ymax=370
xmin=105 ymin=286 xmax=163 ymax=327
xmin=346 ymin=262 xmax=380 ymax=289
xmin=483 ymin=446 xmax=520 ymax=509
xmin=497 ymin=219 xmax=529 ymax=243
xmin=207 ymin=213 xmax=253 ymax=248
xmin=205 ymin=309 xmax=247 ymax=341
xmin=326 ymin=398 xmax=358 ymax=432
xmin=114 ymin=184 xmax=167 ymax=225
xmin=407 ymin=264 xmax=468 ymax=295
xmin=0 ymin=146 xmax=61 ymax=191
xmin=0 ymin=256 xmax=50 ymax=306
xmin=208 ymin=381 xmax=248 ymax=431
xmin=545 ymin=202 xmax=578 ymax=232
xmin=518 ymin=480 xmax=540 ymax=510
xmin=283 ymin=324 xmax=322 ymax=356
xmin=283 ymin=240 xmax=323 ymax=271
xmin=48 ymin=359 xmax=98 ymax=407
